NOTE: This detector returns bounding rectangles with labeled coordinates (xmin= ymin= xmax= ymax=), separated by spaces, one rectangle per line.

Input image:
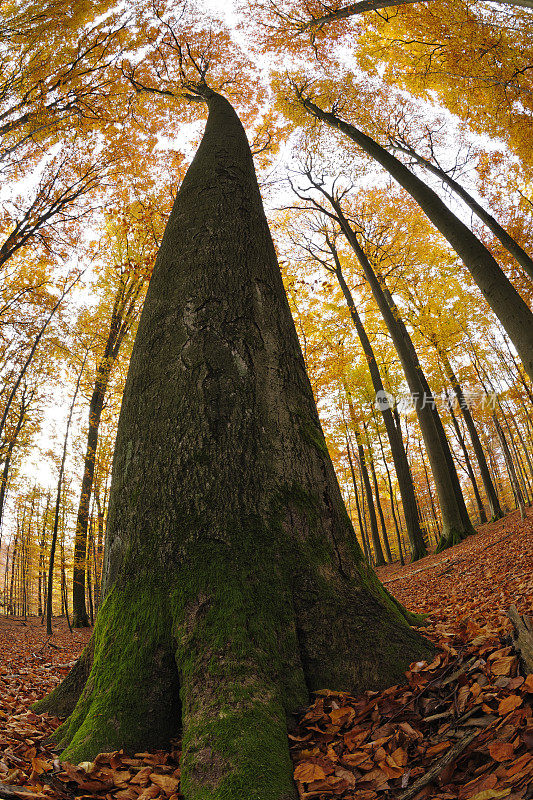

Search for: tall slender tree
xmin=293 ymin=91 xmax=533 ymax=382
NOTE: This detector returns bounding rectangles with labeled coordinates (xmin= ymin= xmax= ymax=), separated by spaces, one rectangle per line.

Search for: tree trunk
xmin=365 ymin=425 xmax=393 ymax=562
xmin=298 ymin=0 xmax=533 ymax=31
xmin=345 ymin=431 xmax=369 ymax=562
xmin=332 ymin=260 xmax=427 ymax=559
xmin=299 ymin=97 xmax=533 ymax=382
xmin=34 ymin=90 xmax=431 ymax=799
xmin=46 ymin=353 xmax=87 ymax=635
xmin=391 ymin=141 xmax=533 ymax=282
xmin=438 ymin=351 xmax=503 ymax=519
xmin=493 ymin=412 xmax=526 ymax=518
xmin=344 ymin=389 xmax=386 ymax=566
xmin=374 ymin=414 xmax=405 ymax=565
xmin=447 ymin=402 xmax=487 ymax=524
xmin=332 ymin=215 xmax=473 ymax=549
xmin=71 ymin=372 xmax=108 ymax=627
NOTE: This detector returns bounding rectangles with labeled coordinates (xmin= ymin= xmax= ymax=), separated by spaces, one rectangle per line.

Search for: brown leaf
xmin=497 ymin=695 xmax=523 ymax=716
xmin=488 ymin=742 xmax=515 ymax=762
xmin=426 ymin=740 xmax=451 ymax=757
xmin=329 ymin=706 xmax=355 ymax=727
xmin=112 ymin=770 xmax=132 ymax=788
xmin=294 ymin=762 xmax=326 ymax=783
xmin=469 ymin=790 xmax=511 ymax=800
xmin=130 ymin=767 xmax=153 ymax=785
xmin=333 ymin=767 xmax=356 ymax=788
xmin=491 ymin=658 xmax=516 ymax=677
xmin=30 ymin=759 xmax=51 ymax=776
xmin=149 ymin=774 xmax=180 ymax=795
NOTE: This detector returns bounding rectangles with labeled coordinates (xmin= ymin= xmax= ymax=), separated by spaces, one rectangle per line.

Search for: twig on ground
xmin=507 ymin=604 xmax=533 ymax=673
xmin=396 ymin=728 xmax=479 ymax=800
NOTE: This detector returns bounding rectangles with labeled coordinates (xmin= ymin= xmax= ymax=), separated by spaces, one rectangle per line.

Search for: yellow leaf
xmin=469 ymin=789 xmax=511 ymax=800
xmin=497 ymin=695 xmax=523 ymax=715
xmin=293 ymin=762 xmax=326 ymax=783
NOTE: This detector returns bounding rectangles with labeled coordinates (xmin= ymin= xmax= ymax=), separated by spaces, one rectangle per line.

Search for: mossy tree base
xmin=39 ymin=541 xmax=432 ymax=797
xmin=410 ymin=541 xmax=428 ymax=562
xmin=435 ymin=526 xmax=472 ymax=553
xmin=36 ymin=88 xmax=433 ymax=800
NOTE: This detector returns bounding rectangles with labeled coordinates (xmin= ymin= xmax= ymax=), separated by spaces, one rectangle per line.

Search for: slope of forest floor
xmin=0 ymin=509 xmax=532 ymax=800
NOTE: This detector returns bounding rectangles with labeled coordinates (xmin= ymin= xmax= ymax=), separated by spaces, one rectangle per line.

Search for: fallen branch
xmin=507 ymin=604 xmax=533 ymax=674
xmin=396 ymin=728 xmax=479 ymax=800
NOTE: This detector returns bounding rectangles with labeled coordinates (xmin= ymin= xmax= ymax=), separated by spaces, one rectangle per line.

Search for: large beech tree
xmin=35 ymin=87 xmax=431 ymax=799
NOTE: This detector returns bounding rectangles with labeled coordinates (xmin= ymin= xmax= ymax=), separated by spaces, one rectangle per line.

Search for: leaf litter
xmin=0 ymin=509 xmax=531 ymax=800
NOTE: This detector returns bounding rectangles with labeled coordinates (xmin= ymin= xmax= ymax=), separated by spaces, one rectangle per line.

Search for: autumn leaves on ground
xmin=1 ymin=512 xmax=531 ymax=800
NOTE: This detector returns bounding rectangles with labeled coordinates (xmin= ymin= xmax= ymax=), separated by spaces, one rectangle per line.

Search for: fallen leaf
xmin=293 ymin=762 xmax=327 ymax=783
xmin=497 ymin=695 xmax=523 ymax=715
xmin=149 ymin=774 xmax=180 ymax=795
xmin=469 ymin=790 xmax=511 ymax=800
xmin=488 ymin=742 xmax=515 ymax=762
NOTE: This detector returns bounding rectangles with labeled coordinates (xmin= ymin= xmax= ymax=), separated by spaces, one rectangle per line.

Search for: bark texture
xmin=72 ymin=278 xmax=143 ymax=628
xmin=35 ymin=90 xmax=431 ymax=800
xmin=391 ymin=142 xmax=533 ymax=282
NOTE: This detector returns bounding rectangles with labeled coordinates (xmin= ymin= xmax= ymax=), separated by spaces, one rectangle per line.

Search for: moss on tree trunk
xmin=35 ymin=88 xmax=432 ymax=800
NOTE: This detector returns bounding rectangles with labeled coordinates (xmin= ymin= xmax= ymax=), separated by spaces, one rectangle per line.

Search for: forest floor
xmin=0 ymin=509 xmax=531 ymax=800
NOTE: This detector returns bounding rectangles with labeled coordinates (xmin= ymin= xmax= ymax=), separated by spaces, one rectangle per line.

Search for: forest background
xmin=1 ymin=0 xmax=533 ymax=623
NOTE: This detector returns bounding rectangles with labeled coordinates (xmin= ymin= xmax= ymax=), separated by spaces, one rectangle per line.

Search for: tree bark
xmin=365 ymin=424 xmax=393 ymax=562
xmin=331 ymin=258 xmax=427 ymax=559
xmin=72 ymin=279 xmax=142 ymax=628
xmin=493 ymin=412 xmax=525 ymax=517
xmin=46 ymin=353 xmax=87 ymax=635
xmin=35 ymin=90 xmax=431 ymax=800
xmin=391 ymin=141 xmax=533 ymax=282
xmin=298 ymin=0 xmax=533 ymax=32
xmin=343 ymin=387 xmax=386 ymax=566
xmin=345 ymin=430 xmax=369 ymax=561
xmin=327 ymin=209 xmax=473 ymax=549
xmin=438 ymin=351 xmax=503 ymax=519
xmin=298 ymin=97 xmax=533 ymax=382
xmin=447 ymin=402 xmax=487 ymax=524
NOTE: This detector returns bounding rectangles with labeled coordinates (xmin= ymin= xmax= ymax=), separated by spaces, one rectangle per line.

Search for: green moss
xmin=300 ymin=420 xmax=329 ymax=457
xmin=181 ymin=702 xmax=296 ymax=800
xmin=53 ymin=579 xmax=180 ymax=762
xmin=436 ymin=526 xmax=471 ymax=553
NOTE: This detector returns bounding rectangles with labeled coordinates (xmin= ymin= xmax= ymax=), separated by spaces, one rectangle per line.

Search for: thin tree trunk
xmin=327 ymin=207 xmax=472 ymax=548
xmin=298 ymin=0 xmax=533 ymax=31
xmin=364 ymin=423 xmax=393 ymax=562
xmin=493 ymin=412 xmax=525 ymax=518
xmin=0 ymin=277 xmax=80 ymax=444
xmin=344 ymin=388 xmax=386 ymax=565
xmin=391 ymin=141 xmax=533 ymax=282
xmin=72 ymin=282 xmax=142 ymax=628
xmin=298 ymin=96 xmax=533 ymax=382
xmin=329 ymin=250 xmax=426 ymax=559
xmin=357 ymin=443 xmax=372 ymax=561
xmin=447 ymin=401 xmax=486 ymax=523
xmin=438 ymin=350 xmax=502 ymax=519
xmin=46 ymin=353 xmax=87 ymax=635
xmin=0 ymin=387 xmax=32 ymax=547
xmin=374 ymin=414 xmax=404 ymax=564
xmin=87 ymin=515 xmax=94 ymax=626
xmin=345 ymin=430 xmax=369 ymax=562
